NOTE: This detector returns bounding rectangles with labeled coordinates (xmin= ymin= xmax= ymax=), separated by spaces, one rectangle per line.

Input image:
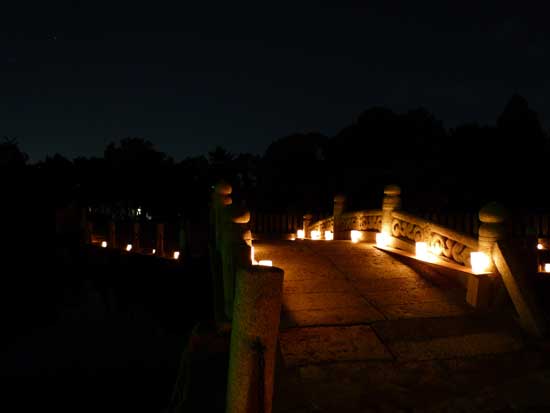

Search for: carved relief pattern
xmin=391 ymin=217 xmax=472 ymax=267
xmin=391 ymin=218 xmax=425 ymax=242
xmin=339 ymin=213 xmax=381 ymax=231
xmin=429 ymin=233 xmax=472 ymax=267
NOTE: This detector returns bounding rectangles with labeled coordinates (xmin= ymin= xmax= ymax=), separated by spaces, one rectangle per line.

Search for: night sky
xmin=2 ymin=1 xmax=549 ymax=162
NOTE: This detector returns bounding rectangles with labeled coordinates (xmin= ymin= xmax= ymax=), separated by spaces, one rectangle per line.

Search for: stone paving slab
xmin=283 ymin=279 xmax=354 ymax=294
xmin=282 ymin=292 xmax=370 ymax=311
xmin=351 ymin=276 xmax=433 ymax=292
xmin=360 ymin=286 xmax=451 ymax=306
xmin=378 ymin=300 xmax=472 ymax=319
xmin=281 ymin=305 xmax=385 ymax=328
xmin=387 ymin=332 xmax=524 ymax=361
xmin=278 ymin=325 xmax=392 ymax=367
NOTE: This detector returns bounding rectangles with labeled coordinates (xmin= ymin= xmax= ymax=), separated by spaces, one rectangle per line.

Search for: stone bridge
xmin=251 ymin=238 xmax=550 ymax=412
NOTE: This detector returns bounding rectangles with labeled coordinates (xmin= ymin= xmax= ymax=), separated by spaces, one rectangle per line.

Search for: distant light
xmin=297 ymin=230 xmax=305 ymax=240
xmin=471 ymin=252 xmax=490 ymax=274
xmin=311 ymin=230 xmax=321 ymax=240
xmin=251 ymin=245 xmax=256 ymax=263
xmin=126 ymin=244 xmax=133 ymax=252
xmin=324 ymin=231 xmax=333 ymax=241
xmin=537 ymin=243 xmax=544 ymax=250
xmin=290 ymin=235 xmax=296 ymax=241
xmin=137 ymin=207 xmax=142 ymax=216
xmin=415 ymin=242 xmax=430 ymax=260
xmin=376 ymin=232 xmax=390 ymax=247
xmin=544 ymin=263 xmax=550 ymax=273
xmin=101 ymin=241 xmax=107 ymax=248
xmin=173 ymin=251 xmax=180 ymax=260
xmin=152 ymin=249 xmax=156 ymax=254
xmin=259 ymin=260 xmax=273 ymax=267
xmin=350 ymin=230 xmax=361 ymax=243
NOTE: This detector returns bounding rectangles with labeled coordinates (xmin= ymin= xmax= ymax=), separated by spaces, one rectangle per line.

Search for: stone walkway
xmin=252 ymin=240 xmax=550 ymax=412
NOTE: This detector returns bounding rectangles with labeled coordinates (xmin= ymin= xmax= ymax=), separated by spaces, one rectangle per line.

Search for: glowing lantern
xmin=311 ymin=230 xmax=321 ymax=240
xmin=126 ymin=244 xmax=133 ymax=252
xmin=259 ymin=260 xmax=273 ymax=266
xmin=324 ymin=231 xmax=333 ymax=241
xmin=376 ymin=232 xmax=390 ymax=247
xmin=415 ymin=242 xmax=429 ymax=260
xmin=544 ymin=263 xmax=550 ymax=273
xmin=297 ymin=230 xmax=305 ymax=240
xmin=290 ymin=235 xmax=296 ymax=241
xmin=173 ymin=251 xmax=180 ymax=260
xmin=152 ymin=249 xmax=156 ymax=254
xmin=350 ymin=230 xmax=361 ymax=243
xmin=470 ymin=252 xmax=490 ymax=274
xmin=101 ymin=241 xmax=107 ymax=248
xmin=431 ymin=243 xmax=443 ymax=256
xmin=537 ymin=243 xmax=544 ymax=250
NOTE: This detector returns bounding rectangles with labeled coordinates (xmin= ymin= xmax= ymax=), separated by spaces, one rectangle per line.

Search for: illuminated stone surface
xmin=251 ymin=240 xmax=550 ymax=412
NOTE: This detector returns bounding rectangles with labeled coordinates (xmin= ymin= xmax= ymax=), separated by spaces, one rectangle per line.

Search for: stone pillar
xmin=303 ymin=214 xmax=312 ymax=239
xmin=478 ymin=202 xmax=507 ymax=273
xmin=467 ymin=202 xmax=507 ymax=308
xmin=209 ymin=182 xmax=233 ymax=326
xmin=333 ymin=194 xmax=346 ymax=240
xmin=220 ymin=205 xmax=252 ymax=320
xmin=156 ymin=223 xmax=165 ymax=257
xmin=226 ymin=265 xmax=284 ymax=413
xmin=108 ymin=221 xmax=116 ymax=248
xmin=132 ymin=222 xmax=140 ymax=251
xmin=381 ymin=184 xmax=401 ymax=236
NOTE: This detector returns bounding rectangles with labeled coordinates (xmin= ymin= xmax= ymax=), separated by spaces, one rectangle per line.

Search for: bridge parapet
xmin=390 ymin=210 xmax=478 ymax=268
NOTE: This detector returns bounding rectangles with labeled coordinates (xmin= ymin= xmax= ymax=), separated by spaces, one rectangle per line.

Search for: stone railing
xmin=308 ymin=216 xmax=334 ymax=234
xmin=305 ymin=185 xmax=546 ymax=336
xmin=210 ymin=182 xmax=285 ymax=413
xmin=391 ymin=210 xmax=478 ymax=268
xmin=339 ymin=210 xmax=382 ymax=232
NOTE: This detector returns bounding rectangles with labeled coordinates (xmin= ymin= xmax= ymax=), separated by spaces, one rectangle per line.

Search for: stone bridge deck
xmin=252 ymin=240 xmax=550 ymax=412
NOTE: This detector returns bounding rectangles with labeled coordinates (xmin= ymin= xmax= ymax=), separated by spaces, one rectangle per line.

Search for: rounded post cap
xmin=384 ymin=184 xmax=401 ymax=196
xmin=334 ymin=194 xmax=346 ymax=203
xmin=214 ymin=181 xmax=232 ymax=195
xmin=303 ymin=213 xmax=313 ymax=220
xmin=479 ymin=202 xmax=507 ymax=223
xmin=230 ymin=206 xmax=251 ymax=224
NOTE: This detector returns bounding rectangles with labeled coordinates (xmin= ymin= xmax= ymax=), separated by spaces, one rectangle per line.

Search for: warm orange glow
xmin=350 ymin=230 xmax=361 ymax=243
xmin=251 ymin=245 xmax=255 ymax=262
xmin=297 ymin=229 xmax=305 ymax=239
xmin=324 ymin=231 xmax=333 ymax=241
xmin=471 ymin=252 xmax=490 ymax=274
xmin=101 ymin=241 xmax=107 ymax=248
xmin=431 ymin=243 xmax=442 ymax=256
xmin=376 ymin=232 xmax=390 ymax=247
xmin=126 ymin=244 xmax=132 ymax=252
xmin=545 ymin=263 xmax=550 ymax=273
xmin=258 ymin=260 xmax=273 ymax=266
xmin=173 ymin=251 xmax=180 ymax=260
xmin=415 ymin=242 xmax=430 ymax=260
xmin=290 ymin=235 xmax=296 ymax=241
xmin=537 ymin=243 xmax=544 ymax=250
xmin=311 ymin=230 xmax=321 ymax=240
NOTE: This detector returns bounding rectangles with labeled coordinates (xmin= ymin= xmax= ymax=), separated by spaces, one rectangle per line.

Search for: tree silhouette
xmin=0 ymin=137 xmax=28 ymax=167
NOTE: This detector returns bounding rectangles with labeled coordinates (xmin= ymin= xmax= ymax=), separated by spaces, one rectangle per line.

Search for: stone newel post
xmin=303 ymin=214 xmax=312 ymax=239
xmin=108 ymin=221 xmax=116 ymax=248
xmin=478 ymin=202 xmax=507 ymax=273
xmin=381 ymin=185 xmax=401 ymax=236
xmin=333 ymin=194 xmax=346 ymax=240
xmin=132 ymin=222 xmax=140 ymax=251
xmin=226 ymin=265 xmax=284 ymax=413
xmin=156 ymin=223 xmax=165 ymax=257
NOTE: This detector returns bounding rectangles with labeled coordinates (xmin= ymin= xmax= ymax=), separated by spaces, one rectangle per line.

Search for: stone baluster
xmin=156 ymin=223 xmax=165 ymax=257
xmin=303 ymin=214 xmax=312 ymax=239
xmin=333 ymin=194 xmax=346 ymax=240
xmin=226 ymin=265 xmax=284 ymax=413
xmin=381 ymin=184 xmax=401 ymax=237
